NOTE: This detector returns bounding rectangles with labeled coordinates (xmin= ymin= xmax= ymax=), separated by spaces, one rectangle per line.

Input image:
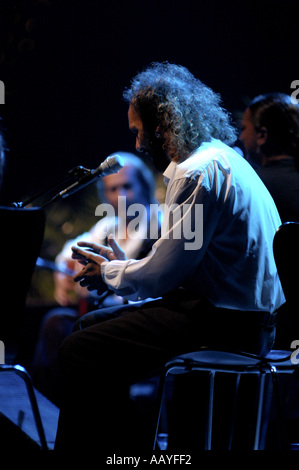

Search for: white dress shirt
xmin=101 ymin=139 xmax=285 ymax=314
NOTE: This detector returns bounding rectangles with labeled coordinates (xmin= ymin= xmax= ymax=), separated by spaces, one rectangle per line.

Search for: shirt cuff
xmin=101 ymin=259 xmax=139 ymax=299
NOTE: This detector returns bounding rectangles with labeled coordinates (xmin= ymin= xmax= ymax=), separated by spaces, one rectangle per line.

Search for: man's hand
xmin=54 ymin=259 xmax=91 ymax=305
xmin=71 ymin=235 xmax=126 ymax=294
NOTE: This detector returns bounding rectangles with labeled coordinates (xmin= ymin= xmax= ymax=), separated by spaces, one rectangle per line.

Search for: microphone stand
xmin=10 ymin=162 xmax=123 ymax=285
xmin=12 ymin=155 xmax=123 ymax=209
xmin=11 ymin=165 xmax=92 ymax=209
xmin=10 ymin=165 xmax=95 ymax=276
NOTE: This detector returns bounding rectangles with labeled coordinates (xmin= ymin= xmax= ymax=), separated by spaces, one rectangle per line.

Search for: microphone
xmin=51 ymin=155 xmax=124 ymax=202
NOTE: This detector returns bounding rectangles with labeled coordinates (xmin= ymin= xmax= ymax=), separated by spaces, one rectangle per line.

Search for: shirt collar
xmin=163 ymin=161 xmax=177 ymax=186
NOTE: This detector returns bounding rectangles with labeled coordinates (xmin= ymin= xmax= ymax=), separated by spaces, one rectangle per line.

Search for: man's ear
xmin=257 ymin=126 xmax=268 ymax=146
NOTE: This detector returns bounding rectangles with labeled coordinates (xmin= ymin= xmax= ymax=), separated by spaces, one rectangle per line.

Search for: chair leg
xmin=253 ymin=370 xmax=266 ymax=450
xmin=14 ymin=365 xmax=48 ymax=451
xmin=268 ymin=365 xmax=288 ymax=450
xmin=205 ymin=371 xmax=215 ymax=450
xmin=228 ymin=373 xmax=241 ymax=450
xmin=153 ymin=370 xmax=168 ymax=450
xmin=0 ymin=364 xmax=48 ymax=450
xmin=258 ymin=374 xmax=273 ymax=449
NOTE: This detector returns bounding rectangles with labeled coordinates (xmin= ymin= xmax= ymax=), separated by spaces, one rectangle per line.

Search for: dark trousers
xmin=54 ymin=291 xmax=275 ymax=453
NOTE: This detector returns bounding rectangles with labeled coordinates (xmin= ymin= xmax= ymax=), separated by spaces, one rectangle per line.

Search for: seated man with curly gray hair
xmin=55 ymin=62 xmax=285 ymax=452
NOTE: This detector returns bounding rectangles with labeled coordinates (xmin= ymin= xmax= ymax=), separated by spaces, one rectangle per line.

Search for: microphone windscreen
xmin=98 ymin=155 xmax=124 ymax=176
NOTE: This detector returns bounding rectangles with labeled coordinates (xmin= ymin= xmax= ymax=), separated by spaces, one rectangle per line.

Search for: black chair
xmin=0 ymin=206 xmax=48 ymax=450
xmin=153 ymin=348 xmax=298 ymax=450
xmin=273 ymin=222 xmax=299 ymax=348
xmin=273 ymin=222 xmax=299 ymax=314
xmin=153 ymin=223 xmax=298 ymax=451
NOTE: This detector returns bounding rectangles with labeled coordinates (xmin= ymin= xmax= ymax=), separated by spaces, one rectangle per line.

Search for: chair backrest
xmin=0 ymin=206 xmax=45 ymax=345
xmin=273 ymin=222 xmax=299 ymax=318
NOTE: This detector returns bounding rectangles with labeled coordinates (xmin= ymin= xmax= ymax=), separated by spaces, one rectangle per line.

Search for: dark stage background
xmin=0 ymin=0 xmax=298 ymax=302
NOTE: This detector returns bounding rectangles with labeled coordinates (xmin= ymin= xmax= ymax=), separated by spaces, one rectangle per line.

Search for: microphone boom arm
xmin=47 ymin=155 xmax=124 ymax=205
xmin=11 ymin=156 xmax=124 ymax=209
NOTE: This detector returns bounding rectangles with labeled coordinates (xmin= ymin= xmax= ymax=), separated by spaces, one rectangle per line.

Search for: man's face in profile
xmin=128 ymin=104 xmax=170 ymax=172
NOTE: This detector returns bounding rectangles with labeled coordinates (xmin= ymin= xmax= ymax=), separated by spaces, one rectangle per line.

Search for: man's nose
xmin=136 ymin=138 xmax=145 ymax=153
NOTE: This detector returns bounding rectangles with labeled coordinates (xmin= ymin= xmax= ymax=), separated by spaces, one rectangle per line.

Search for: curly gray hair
xmin=123 ymin=62 xmax=237 ymax=161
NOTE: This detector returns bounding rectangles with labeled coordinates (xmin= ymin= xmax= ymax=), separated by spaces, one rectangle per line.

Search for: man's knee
xmin=41 ymin=308 xmax=77 ymax=336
